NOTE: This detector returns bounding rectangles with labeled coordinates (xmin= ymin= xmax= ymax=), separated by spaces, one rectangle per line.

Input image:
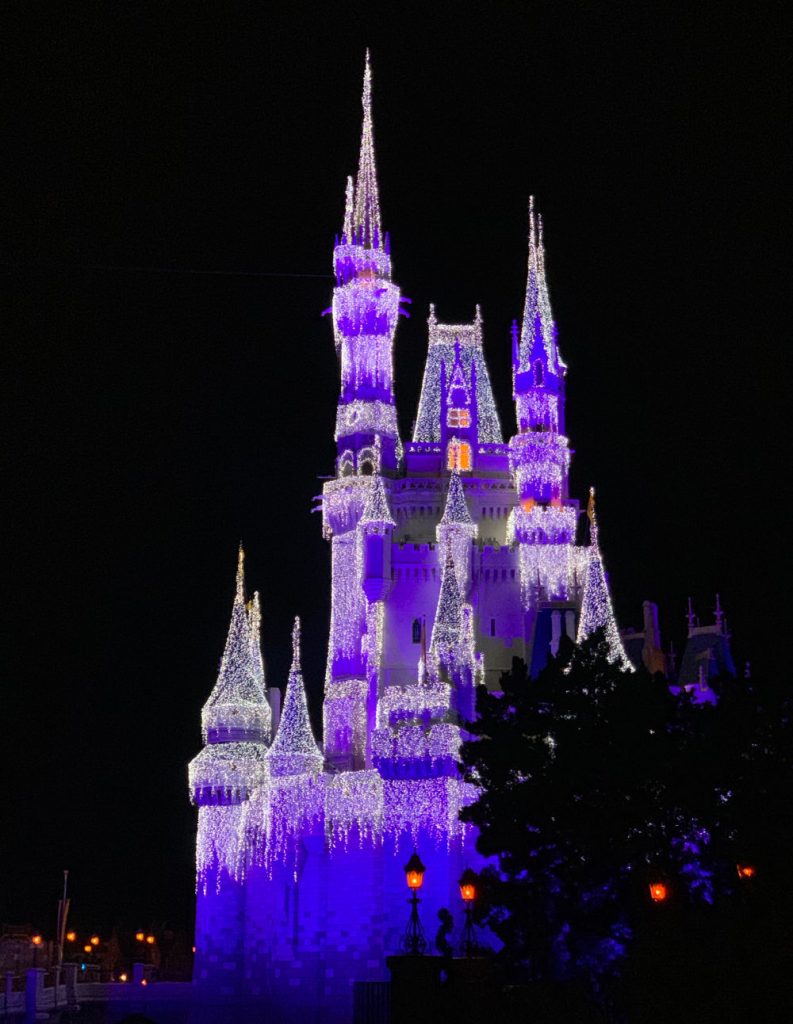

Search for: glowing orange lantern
xmin=458 ymin=867 xmax=477 ymax=903
xmin=146 ymin=935 xmax=155 ymax=945
xmin=90 ymin=935 xmax=100 ymax=946
xmin=135 ymin=931 xmax=145 ymax=942
xmin=66 ymin=931 xmax=76 ymax=942
xmin=404 ymin=851 xmax=426 ymax=891
xmin=83 ymin=945 xmax=92 ymax=954
xmin=119 ymin=973 xmax=128 ymax=982
xmin=737 ymin=864 xmax=756 ymax=879
xmin=649 ymin=882 xmax=668 ymax=903
xmin=141 ymin=979 xmax=148 ymax=987
xmin=31 ymin=935 xmax=43 ymax=946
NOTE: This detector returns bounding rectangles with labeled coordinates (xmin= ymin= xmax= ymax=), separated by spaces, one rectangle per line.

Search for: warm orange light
xmin=406 ymin=871 xmax=423 ymax=890
xmin=649 ymin=882 xmax=668 ymax=902
xmin=83 ymin=945 xmax=92 ymax=953
xmin=460 ymin=884 xmax=475 ymax=902
xmin=404 ymin=850 xmax=426 ymax=891
xmin=192 ymin=946 xmax=196 ymax=954
xmin=521 ymin=497 xmax=536 ymax=513
xmin=119 ymin=973 xmax=128 ymax=982
xmin=90 ymin=935 xmax=100 ymax=946
xmin=146 ymin=935 xmax=155 ymax=945
xmin=135 ymin=931 xmax=145 ymax=942
xmin=31 ymin=935 xmax=43 ymax=946
xmin=737 ymin=864 xmax=756 ymax=879
xmin=141 ymin=979 xmax=148 ymax=987
xmin=458 ymin=867 xmax=478 ymax=903
xmin=66 ymin=931 xmax=76 ymax=942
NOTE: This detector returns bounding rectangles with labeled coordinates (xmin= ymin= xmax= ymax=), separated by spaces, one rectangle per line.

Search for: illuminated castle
xmin=188 ymin=52 xmax=630 ymax=1024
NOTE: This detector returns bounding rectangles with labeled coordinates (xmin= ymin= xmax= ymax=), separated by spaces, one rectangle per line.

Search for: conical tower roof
xmin=576 ymin=489 xmax=633 ymax=671
xmin=266 ymin=617 xmax=324 ymax=776
xmin=202 ymin=547 xmax=271 ymax=741
xmin=360 ymin=473 xmax=395 ymax=528
xmin=352 ymin=49 xmax=381 ymax=247
xmin=439 ymin=470 xmax=474 ymax=527
xmin=519 ymin=197 xmax=562 ymax=373
xmin=247 ymin=591 xmax=272 ymax=739
xmin=430 ymin=551 xmax=465 ymax=656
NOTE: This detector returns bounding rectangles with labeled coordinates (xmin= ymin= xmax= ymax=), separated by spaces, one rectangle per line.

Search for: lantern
xmin=404 ymin=851 xmax=426 ymax=891
xmin=135 ymin=931 xmax=145 ymax=942
xmin=83 ymin=945 xmax=92 ymax=954
xmin=90 ymin=935 xmax=100 ymax=946
xmin=737 ymin=864 xmax=756 ymax=879
xmin=649 ymin=882 xmax=668 ymax=903
xmin=66 ymin=931 xmax=76 ymax=942
xmin=31 ymin=935 xmax=43 ymax=947
xmin=459 ymin=868 xmax=478 ymax=903
xmin=146 ymin=935 xmax=155 ymax=945
xmin=119 ymin=973 xmax=128 ymax=983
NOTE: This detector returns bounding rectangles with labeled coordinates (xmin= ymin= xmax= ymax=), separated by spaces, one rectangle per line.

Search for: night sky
xmin=3 ymin=3 xmax=787 ymax=936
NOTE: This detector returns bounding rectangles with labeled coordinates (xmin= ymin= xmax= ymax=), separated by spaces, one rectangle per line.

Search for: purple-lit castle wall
xmin=188 ymin=53 xmax=634 ymax=1024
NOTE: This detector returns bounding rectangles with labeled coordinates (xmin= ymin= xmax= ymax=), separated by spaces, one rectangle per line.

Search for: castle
xmin=187 ymin=53 xmax=634 ymax=1024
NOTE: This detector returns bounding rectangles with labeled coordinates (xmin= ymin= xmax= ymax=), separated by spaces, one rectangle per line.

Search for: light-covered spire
xmin=519 ymin=197 xmax=560 ymax=372
xmin=202 ymin=547 xmax=271 ymax=741
xmin=431 ymin=551 xmax=465 ymax=657
xmin=440 ymin=470 xmax=474 ymax=527
xmin=343 ymin=175 xmax=354 ymax=241
xmin=247 ymin=591 xmax=272 ymax=740
xmin=352 ymin=49 xmax=382 ymax=247
xmin=576 ymin=489 xmax=634 ymax=671
xmin=266 ymin=617 xmax=324 ymax=776
xmin=360 ymin=473 xmax=396 ymax=528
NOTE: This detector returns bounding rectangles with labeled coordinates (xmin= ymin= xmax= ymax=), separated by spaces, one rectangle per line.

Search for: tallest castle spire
xmin=353 ymin=49 xmax=381 ymax=248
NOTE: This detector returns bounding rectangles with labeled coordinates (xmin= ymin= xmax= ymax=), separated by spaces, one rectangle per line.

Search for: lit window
xmin=447 ymin=407 xmax=471 ymax=428
xmin=446 ymin=441 xmax=472 ymax=471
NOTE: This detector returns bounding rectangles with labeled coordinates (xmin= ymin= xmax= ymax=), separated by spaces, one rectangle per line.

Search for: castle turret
xmin=189 ymin=547 xmax=270 ymax=807
xmin=576 ymin=489 xmax=634 ymax=671
xmin=507 ymin=201 xmax=577 ymax=607
xmin=330 ymin=50 xmax=406 ymax=479
xmin=359 ymin=472 xmax=396 ymax=603
xmin=266 ymin=617 xmax=324 ymax=777
xmin=436 ymin=469 xmax=477 ymax=592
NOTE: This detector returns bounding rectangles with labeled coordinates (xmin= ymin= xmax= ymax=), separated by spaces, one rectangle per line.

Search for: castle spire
xmin=440 ymin=469 xmax=474 ymax=527
xmin=431 ymin=550 xmax=465 ymax=658
xmin=353 ymin=49 xmax=381 ymax=248
xmin=343 ymin=175 xmax=354 ymax=242
xmin=247 ymin=591 xmax=273 ymax=742
xmin=201 ymin=547 xmax=270 ymax=742
xmin=577 ymin=492 xmax=633 ymax=671
xmin=360 ymin=472 xmax=396 ymax=528
xmin=519 ymin=197 xmax=558 ymax=371
xmin=266 ymin=617 xmax=324 ymax=776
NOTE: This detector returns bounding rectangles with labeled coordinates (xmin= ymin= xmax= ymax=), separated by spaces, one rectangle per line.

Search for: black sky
xmin=2 ymin=2 xmax=788 ymax=935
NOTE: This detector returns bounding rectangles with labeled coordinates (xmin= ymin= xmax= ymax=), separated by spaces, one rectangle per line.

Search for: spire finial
xmin=291 ymin=616 xmax=301 ymax=673
xmin=353 ymin=49 xmax=381 ymax=247
xmin=236 ymin=543 xmax=246 ymax=600
xmin=714 ymin=593 xmax=724 ymax=631
xmin=587 ymin=486 xmax=599 ymax=546
xmin=686 ymin=597 xmax=696 ymax=636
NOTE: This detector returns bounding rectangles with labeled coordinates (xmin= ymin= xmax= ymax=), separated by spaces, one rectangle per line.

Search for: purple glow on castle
xmin=188 ymin=50 xmax=628 ymax=1023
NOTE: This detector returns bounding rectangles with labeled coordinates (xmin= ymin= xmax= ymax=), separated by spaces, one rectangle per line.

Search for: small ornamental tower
xmin=436 ymin=469 xmax=477 ymax=593
xmin=330 ymin=50 xmax=407 ymax=479
xmin=508 ymin=200 xmax=577 ymax=606
xmin=265 ymin=617 xmax=324 ymax=777
xmin=576 ymin=489 xmax=634 ymax=671
xmin=189 ymin=548 xmax=270 ymax=808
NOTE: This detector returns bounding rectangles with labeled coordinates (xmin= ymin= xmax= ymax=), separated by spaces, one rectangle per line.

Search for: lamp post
xmin=402 ymin=851 xmax=427 ymax=955
xmin=648 ymin=881 xmax=668 ymax=903
xmin=458 ymin=868 xmax=478 ymax=957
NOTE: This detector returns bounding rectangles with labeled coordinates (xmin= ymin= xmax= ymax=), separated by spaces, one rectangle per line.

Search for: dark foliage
xmin=459 ymin=629 xmax=793 ymax=1019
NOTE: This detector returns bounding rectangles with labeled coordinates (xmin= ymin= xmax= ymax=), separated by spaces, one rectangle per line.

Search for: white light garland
xmin=265 ymin=617 xmax=325 ymax=777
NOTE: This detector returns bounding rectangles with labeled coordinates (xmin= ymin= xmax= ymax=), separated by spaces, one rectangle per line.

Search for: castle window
xmin=412 ymin=619 xmax=422 ymax=644
xmin=490 ymin=618 xmax=496 ymax=637
xmin=359 ymin=460 xmax=374 ymax=476
xmin=447 ymin=407 xmax=471 ymax=428
xmin=447 ymin=441 xmax=472 ymax=471
xmin=534 ymin=360 xmax=544 ymax=386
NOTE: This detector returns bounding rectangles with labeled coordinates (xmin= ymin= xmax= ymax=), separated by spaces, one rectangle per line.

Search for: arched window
xmin=358 ymin=447 xmax=376 ymax=476
xmin=338 ymin=450 xmax=354 ymax=477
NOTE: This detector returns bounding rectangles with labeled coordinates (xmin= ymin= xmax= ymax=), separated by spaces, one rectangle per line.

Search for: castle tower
xmin=508 ymin=199 xmax=578 ymax=612
xmin=576 ymin=489 xmax=634 ymax=671
xmin=330 ymin=50 xmax=405 ymax=479
xmin=265 ymin=617 xmax=324 ymax=777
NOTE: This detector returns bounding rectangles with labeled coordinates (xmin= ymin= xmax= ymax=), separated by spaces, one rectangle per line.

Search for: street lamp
xmin=402 ymin=851 xmax=427 ymax=955
xmin=736 ymin=864 xmax=756 ymax=880
xmin=458 ymin=868 xmax=478 ymax=957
